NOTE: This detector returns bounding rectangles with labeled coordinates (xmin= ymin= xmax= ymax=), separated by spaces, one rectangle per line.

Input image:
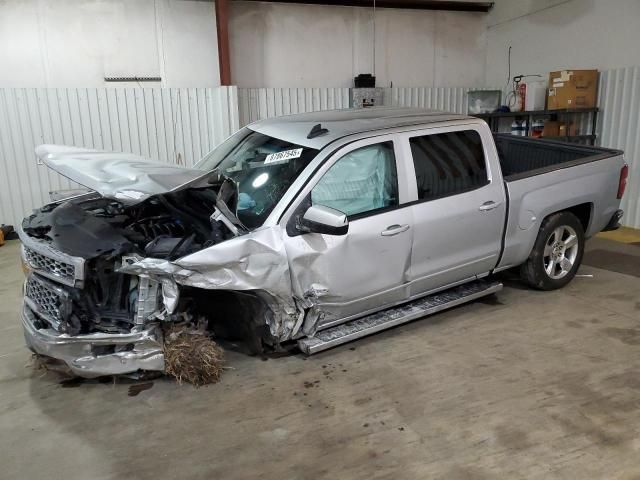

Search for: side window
xmin=311 ymin=142 xmax=398 ymax=217
xmin=409 ymin=130 xmax=488 ymax=201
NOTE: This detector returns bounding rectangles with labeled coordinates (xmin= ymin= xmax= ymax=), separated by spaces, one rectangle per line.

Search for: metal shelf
xmin=542 ymin=134 xmax=596 ymax=140
xmin=473 ymin=108 xmax=599 ymax=146
xmin=474 ymin=107 xmax=598 ymax=118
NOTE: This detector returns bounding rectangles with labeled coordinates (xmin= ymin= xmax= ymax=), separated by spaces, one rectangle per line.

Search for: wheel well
xmin=184 ymin=288 xmax=276 ymax=354
xmin=554 ymin=203 xmax=592 ymax=233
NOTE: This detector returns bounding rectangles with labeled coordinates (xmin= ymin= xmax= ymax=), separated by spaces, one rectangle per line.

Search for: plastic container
xmin=512 ymin=120 xmax=527 ymax=136
xmin=531 ymin=119 xmax=544 ymax=138
xmin=525 ymin=82 xmax=548 ymax=111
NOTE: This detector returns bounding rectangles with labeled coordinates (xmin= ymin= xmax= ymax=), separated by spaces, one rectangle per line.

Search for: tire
xmin=520 ymin=211 xmax=585 ymax=290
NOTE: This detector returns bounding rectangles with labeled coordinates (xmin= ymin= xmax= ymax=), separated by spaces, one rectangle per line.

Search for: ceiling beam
xmin=234 ymin=1 xmax=494 ymax=12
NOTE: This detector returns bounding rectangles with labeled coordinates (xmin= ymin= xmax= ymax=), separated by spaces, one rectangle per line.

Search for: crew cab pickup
xmin=18 ymin=108 xmax=627 ymax=376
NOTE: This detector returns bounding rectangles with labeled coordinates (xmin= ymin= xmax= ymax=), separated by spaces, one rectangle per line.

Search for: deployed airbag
xmin=311 ymin=143 xmax=396 ymax=216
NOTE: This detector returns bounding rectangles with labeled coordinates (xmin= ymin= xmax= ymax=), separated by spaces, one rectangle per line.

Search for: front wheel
xmin=520 ymin=212 xmax=585 ymax=290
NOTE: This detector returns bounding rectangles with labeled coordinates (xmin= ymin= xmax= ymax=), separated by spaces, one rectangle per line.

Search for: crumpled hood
xmin=36 ymin=144 xmax=207 ymax=205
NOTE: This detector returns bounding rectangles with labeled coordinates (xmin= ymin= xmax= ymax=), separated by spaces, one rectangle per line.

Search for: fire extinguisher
xmin=518 ymin=83 xmax=527 ymax=112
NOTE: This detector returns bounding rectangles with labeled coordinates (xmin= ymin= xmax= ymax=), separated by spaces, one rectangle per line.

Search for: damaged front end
xmin=18 ymin=140 xmax=310 ymax=377
xmin=20 ymin=192 xmax=297 ymax=377
xmin=20 ymin=232 xmax=164 ymax=376
xmin=18 ymin=187 xmax=224 ymax=376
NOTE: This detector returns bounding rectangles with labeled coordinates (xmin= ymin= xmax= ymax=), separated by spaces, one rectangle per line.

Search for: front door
xmin=282 ymin=136 xmax=414 ymax=326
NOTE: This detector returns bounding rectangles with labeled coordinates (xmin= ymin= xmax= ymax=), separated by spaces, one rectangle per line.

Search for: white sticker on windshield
xmin=264 ymin=148 xmax=303 ymax=164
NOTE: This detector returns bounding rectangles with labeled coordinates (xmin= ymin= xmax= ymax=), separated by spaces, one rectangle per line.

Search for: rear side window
xmin=409 ymin=130 xmax=488 ymax=201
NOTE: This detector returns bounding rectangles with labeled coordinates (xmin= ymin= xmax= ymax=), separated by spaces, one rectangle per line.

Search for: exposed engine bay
xmin=23 ymin=185 xmax=235 ymax=336
xmin=19 ymin=170 xmax=290 ymax=378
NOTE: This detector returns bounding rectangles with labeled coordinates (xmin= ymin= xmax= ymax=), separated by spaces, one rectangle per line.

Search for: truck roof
xmin=248 ymin=107 xmax=474 ymax=149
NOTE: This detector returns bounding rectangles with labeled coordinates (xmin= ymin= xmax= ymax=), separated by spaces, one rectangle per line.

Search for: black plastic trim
xmin=493 ymin=181 xmax=511 ymax=271
xmin=475 ymin=107 xmax=599 ymax=118
xmin=602 ymin=209 xmax=624 ymax=232
xmin=299 ymin=218 xmax=349 ymax=236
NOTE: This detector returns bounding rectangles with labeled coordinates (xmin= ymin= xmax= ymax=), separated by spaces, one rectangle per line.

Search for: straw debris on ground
xmin=28 ymin=353 xmax=50 ymax=375
xmin=28 ymin=353 xmax=73 ymax=377
xmin=163 ymin=325 xmax=225 ymax=386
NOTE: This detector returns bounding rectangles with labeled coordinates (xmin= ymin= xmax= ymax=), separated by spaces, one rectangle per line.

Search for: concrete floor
xmin=1 ymin=237 xmax=639 ymax=480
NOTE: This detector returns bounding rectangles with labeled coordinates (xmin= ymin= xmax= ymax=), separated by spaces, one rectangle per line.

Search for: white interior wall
xmin=1 ymin=0 xmax=489 ymax=89
xmin=229 ymin=1 xmax=488 ymax=88
xmin=0 ymin=0 xmax=220 ymax=88
xmin=485 ymin=0 xmax=640 ymax=86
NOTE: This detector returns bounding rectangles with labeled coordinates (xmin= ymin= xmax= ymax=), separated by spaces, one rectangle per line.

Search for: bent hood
xmin=36 ymin=145 xmax=207 ymax=205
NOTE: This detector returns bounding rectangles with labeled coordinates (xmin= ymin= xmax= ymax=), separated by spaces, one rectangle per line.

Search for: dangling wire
xmin=504 ymin=46 xmax=512 ymax=90
xmin=504 ymin=46 xmax=517 ymax=108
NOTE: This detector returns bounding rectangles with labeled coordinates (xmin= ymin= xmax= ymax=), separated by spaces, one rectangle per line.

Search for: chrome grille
xmin=25 ymin=275 xmax=68 ymax=329
xmin=24 ymin=246 xmax=75 ymax=283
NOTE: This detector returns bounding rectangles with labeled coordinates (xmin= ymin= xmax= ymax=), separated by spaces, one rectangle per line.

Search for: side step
xmin=297 ymin=279 xmax=503 ymax=355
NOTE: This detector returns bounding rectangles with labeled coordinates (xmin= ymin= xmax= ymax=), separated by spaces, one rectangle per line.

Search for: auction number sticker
xmin=264 ymin=148 xmax=303 ymax=164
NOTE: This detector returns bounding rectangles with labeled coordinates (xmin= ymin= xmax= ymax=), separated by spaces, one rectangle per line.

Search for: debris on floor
xmin=128 ymin=382 xmax=154 ymax=396
xmin=28 ymin=353 xmax=49 ymax=374
xmin=28 ymin=353 xmax=73 ymax=376
xmin=163 ymin=325 xmax=225 ymax=386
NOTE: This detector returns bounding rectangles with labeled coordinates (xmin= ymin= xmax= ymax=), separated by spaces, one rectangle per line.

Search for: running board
xmin=298 ymin=280 xmax=503 ymax=355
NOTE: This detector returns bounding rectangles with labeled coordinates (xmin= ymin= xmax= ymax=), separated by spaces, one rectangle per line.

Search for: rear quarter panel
xmin=496 ymin=153 xmax=625 ymax=271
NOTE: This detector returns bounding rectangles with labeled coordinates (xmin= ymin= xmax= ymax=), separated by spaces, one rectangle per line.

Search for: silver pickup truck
xmin=18 ymin=108 xmax=627 ymax=377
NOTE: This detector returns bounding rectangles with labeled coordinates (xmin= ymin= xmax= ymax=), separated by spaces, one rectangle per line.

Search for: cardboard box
xmin=547 ymin=70 xmax=598 ymax=110
xmin=542 ymin=120 xmax=561 ymax=137
xmin=542 ymin=121 xmax=578 ymax=137
xmin=559 ymin=123 xmax=578 ymax=136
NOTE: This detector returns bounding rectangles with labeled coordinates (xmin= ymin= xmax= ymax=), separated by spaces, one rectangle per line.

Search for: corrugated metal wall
xmin=238 ymin=87 xmax=351 ymax=126
xmin=385 ymin=87 xmax=500 ymax=114
xmin=598 ymin=67 xmax=640 ymax=228
xmin=236 ymin=86 xmax=493 ymax=125
xmin=0 ymin=87 xmax=239 ymax=227
xmin=1 ymin=80 xmax=638 ymax=229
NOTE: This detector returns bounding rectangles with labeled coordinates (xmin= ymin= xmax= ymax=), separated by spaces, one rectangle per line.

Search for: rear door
xmin=400 ymin=124 xmax=506 ymax=296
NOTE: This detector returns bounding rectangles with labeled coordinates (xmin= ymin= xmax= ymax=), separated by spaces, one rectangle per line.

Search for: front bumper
xmin=22 ymin=304 xmax=165 ymax=378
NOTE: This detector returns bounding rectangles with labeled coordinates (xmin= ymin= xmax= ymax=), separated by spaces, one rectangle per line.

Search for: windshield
xmin=195 ymin=128 xmax=319 ymax=229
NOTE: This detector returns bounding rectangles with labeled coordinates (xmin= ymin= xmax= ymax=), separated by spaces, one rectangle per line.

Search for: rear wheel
xmin=520 ymin=212 xmax=585 ymax=290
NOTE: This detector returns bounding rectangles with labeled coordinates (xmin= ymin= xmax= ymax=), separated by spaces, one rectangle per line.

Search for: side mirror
xmin=297 ymin=204 xmax=349 ymax=236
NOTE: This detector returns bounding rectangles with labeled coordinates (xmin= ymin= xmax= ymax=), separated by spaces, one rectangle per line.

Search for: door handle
xmin=479 ymin=201 xmax=500 ymax=212
xmin=381 ymin=224 xmax=410 ymax=236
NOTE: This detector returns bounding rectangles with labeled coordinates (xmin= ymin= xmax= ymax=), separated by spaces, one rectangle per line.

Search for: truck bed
xmin=494 ymin=134 xmax=625 ymax=272
xmin=494 ymin=134 xmax=621 ymax=181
